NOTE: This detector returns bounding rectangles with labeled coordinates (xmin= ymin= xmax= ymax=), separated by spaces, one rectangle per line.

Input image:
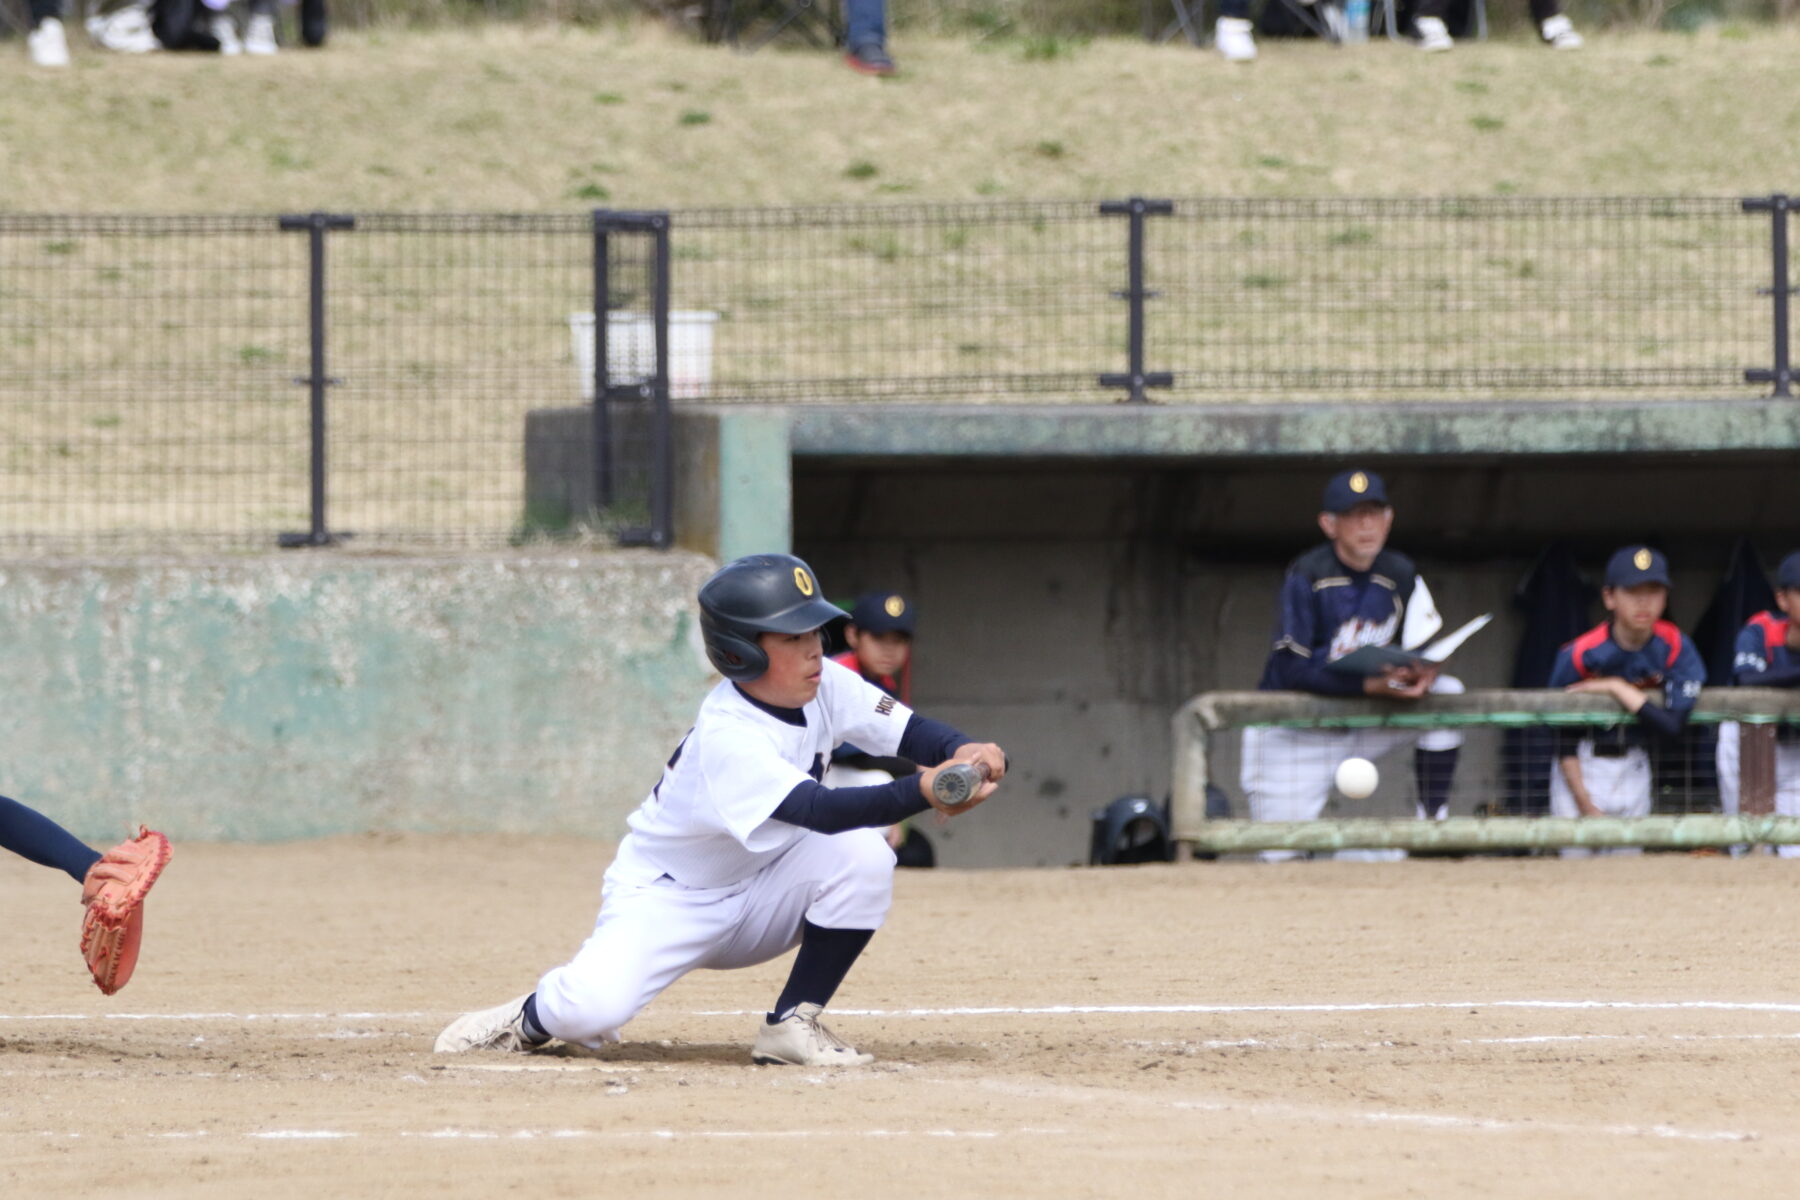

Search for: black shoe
xmin=844 ymin=43 xmax=895 ymax=75
xmin=300 ymin=0 xmax=327 ymax=46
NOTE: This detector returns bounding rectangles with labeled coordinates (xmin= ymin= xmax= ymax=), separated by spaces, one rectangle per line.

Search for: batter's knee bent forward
xmin=806 ymin=828 xmax=897 ymax=931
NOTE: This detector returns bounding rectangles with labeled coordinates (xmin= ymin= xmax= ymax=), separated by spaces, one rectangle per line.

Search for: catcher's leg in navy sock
xmin=1414 ymin=748 xmax=1460 ymax=820
xmin=0 ymin=796 xmax=101 ymax=882
xmin=769 ymin=921 xmax=875 ymax=1022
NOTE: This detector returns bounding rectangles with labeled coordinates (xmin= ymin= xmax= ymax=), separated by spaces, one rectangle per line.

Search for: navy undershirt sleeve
xmin=0 ymin=795 xmax=101 ymax=883
xmin=1747 ymin=664 xmax=1800 ymax=689
xmin=1265 ymin=650 xmax=1367 ymax=697
xmin=771 ymin=777 xmax=931 ymax=835
xmin=1634 ymin=701 xmax=1687 ymax=739
xmin=897 ymin=714 xmax=972 ymax=767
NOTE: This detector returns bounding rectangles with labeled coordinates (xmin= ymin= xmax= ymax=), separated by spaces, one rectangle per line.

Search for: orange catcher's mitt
xmin=80 ymin=827 xmax=172 ymax=996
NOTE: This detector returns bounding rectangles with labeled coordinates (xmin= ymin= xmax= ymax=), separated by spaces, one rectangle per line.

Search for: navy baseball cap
xmin=1321 ymin=469 xmax=1390 ymax=513
xmin=849 ymin=591 xmax=916 ymax=636
xmin=1604 ymin=545 xmax=1672 ymax=588
xmin=1778 ymin=551 xmax=1800 ymax=590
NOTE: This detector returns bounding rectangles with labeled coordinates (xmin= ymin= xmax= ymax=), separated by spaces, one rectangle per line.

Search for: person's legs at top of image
xmin=27 ymin=0 xmax=70 ymax=66
xmin=1214 ymin=0 xmax=1256 ymax=62
xmin=842 ymin=0 xmax=894 ymax=75
xmin=244 ymin=0 xmax=278 ymax=54
xmin=1531 ymin=0 xmax=1583 ymax=48
xmin=1410 ymin=0 xmax=1454 ymax=51
xmin=202 ymin=0 xmax=242 ymax=54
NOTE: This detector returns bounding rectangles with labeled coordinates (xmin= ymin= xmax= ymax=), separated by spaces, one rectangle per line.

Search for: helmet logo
xmin=1349 ymin=472 xmax=1368 ymax=494
xmin=884 ymin=595 xmax=905 ymax=618
xmin=1634 ymin=548 xmax=1652 ymax=570
xmin=793 ymin=567 xmax=814 ymax=597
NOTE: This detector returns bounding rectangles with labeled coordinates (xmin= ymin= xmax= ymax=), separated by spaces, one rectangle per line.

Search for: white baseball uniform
xmin=1240 ymin=674 xmax=1466 ymax=824
xmin=532 ymin=658 xmax=912 ymax=1049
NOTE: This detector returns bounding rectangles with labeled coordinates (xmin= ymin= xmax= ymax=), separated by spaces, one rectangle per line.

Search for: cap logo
xmin=884 ymin=595 xmax=906 ymax=618
xmin=793 ymin=567 xmax=814 ymax=597
xmin=1633 ymin=549 xmax=1652 ymax=571
xmin=1350 ymin=472 xmax=1368 ymax=494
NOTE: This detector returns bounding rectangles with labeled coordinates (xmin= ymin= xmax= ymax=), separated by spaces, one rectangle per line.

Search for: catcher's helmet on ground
xmin=698 ymin=553 xmax=848 ymax=681
xmin=1088 ymin=795 xmax=1174 ymax=866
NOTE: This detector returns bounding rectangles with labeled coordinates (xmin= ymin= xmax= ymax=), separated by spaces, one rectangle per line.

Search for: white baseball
xmin=1334 ymin=757 xmax=1379 ymax=800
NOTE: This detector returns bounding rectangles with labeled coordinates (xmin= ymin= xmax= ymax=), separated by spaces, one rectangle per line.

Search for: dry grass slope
xmin=2 ymin=25 xmax=1797 ymax=211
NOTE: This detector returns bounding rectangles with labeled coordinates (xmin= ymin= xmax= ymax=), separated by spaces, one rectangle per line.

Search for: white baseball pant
xmin=1548 ymin=739 xmax=1650 ymax=857
xmin=532 ymin=828 xmax=896 ymax=1049
xmin=1240 ymin=674 xmax=1466 ymax=824
xmin=1714 ymin=722 xmax=1800 ymax=857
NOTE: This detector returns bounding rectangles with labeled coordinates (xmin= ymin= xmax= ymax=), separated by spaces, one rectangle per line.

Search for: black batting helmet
xmin=698 ymin=553 xmax=847 ymax=682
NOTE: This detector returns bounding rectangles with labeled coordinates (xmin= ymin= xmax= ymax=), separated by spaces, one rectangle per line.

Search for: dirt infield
xmin=6 ymin=836 xmax=1800 ymax=1197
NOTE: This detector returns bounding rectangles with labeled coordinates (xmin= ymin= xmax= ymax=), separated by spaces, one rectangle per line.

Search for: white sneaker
xmin=1319 ymin=1 xmax=1349 ymax=42
xmin=1540 ymin=14 xmax=1583 ymax=48
xmin=244 ymin=11 xmax=277 ymax=54
xmin=434 ymin=994 xmax=541 ymax=1054
xmin=1214 ymin=16 xmax=1257 ymax=63
xmin=1415 ymin=14 xmax=1453 ymax=51
xmin=28 ymin=16 xmax=71 ymax=66
xmin=211 ymin=13 xmax=243 ymax=55
xmin=752 ymin=1002 xmax=875 ymax=1067
xmin=86 ymin=3 xmax=159 ymax=53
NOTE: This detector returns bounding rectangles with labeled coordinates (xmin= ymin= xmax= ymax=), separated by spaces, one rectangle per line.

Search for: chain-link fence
xmin=0 ymin=198 xmax=1793 ymax=552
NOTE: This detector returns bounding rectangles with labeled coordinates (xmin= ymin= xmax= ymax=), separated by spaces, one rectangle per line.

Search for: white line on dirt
xmin=11 ymin=999 xmax=1800 ymax=1022
xmin=16 ymin=1127 xmax=1068 ymax=1143
xmin=971 ymin=1078 xmax=1764 ymax=1145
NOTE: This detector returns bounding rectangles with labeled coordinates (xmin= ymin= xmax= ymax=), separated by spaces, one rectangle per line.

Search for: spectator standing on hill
xmin=841 ymin=0 xmax=895 ymax=75
xmin=1546 ymin=546 xmax=1704 ymax=854
xmin=25 ymin=0 xmax=71 ymax=64
xmin=1412 ymin=0 xmax=1581 ymax=51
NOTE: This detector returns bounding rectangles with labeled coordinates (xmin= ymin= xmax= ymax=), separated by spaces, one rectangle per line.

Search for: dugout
xmin=669 ymin=399 xmax=1800 ymax=868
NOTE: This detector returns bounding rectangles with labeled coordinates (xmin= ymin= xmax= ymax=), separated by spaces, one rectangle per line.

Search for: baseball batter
xmin=1242 ymin=469 xmax=1464 ymax=840
xmin=1715 ymin=550 xmax=1800 ymax=852
xmin=1547 ymin=546 xmax=1704 ymax=849
xmin=436 ymin=554 xmax=1006 ymax=1067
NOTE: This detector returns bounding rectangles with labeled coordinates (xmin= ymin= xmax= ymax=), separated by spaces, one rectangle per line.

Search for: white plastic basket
xmin=568 ymin=310 xmax=719 ymax=402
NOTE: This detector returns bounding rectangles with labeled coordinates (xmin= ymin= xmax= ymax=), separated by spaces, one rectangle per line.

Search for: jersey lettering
xmin=1326 ymin=610 xmax=1401 ymax=662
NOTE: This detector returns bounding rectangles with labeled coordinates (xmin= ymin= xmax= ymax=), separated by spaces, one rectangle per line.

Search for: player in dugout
xmin=825 ymin=591 xmax=935 ymax=868
xmin=1242 ymin=469 xmax=1465 ymax=853
xmin=1547 ymin=545 xmax=1705 ymax=853
xmin=436 ymin=554 xmax=1006 ymax=1067
xmin=1713 ymin=550 xmax=1800 ymax=851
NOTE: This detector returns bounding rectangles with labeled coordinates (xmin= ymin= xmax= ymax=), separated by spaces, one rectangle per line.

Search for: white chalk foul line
xmin=972 ymin=1078 xmax=1764 ymax=1145
xmin=697 ymin=1000 xmax=1800 ymax=1018
xmin=1168 ymin=1097 xmax=1757 ymax=1144
xmin=24 ymin=1127 xmax=1069 ymax=1143
xmin=11 ymin=999 xmax=1800 ymax=1025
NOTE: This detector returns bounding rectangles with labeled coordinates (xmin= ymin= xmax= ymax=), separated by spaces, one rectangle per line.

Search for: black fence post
xmin=1098 ymin=197 xmax=1174 ymax=404
xmin=591 ymin=210 xmax=616 ymax=510
xmin=1743 ymin=193 xmax=1793 ymax=399
xmin=278 ymin=212 xmax=355 ymax=547
xmin=592 ymin=210 xmax=674 ymax=549
xmin=648 ymin=213 xmax=673 ymax=549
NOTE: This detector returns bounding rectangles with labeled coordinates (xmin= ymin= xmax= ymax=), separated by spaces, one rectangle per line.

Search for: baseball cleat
xmin=434 ymin=994 xmax=539 ymax=1053
xmin=752 ymin=1003 xmax=874 ymax=1067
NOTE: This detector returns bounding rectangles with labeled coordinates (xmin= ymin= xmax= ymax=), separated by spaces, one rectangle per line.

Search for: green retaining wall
xmin=0 ymin=553 xmax=717 ymax=843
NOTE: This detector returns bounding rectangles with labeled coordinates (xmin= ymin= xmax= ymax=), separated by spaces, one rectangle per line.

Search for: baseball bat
xmin=930 ymin=761 xmax=991 ymax=807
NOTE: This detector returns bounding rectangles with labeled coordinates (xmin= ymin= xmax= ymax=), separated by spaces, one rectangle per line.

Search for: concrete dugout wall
xmin=0 ymin=553 xmax=716 ymax=843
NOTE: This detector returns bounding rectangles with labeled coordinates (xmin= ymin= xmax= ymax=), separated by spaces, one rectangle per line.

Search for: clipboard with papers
xmin=1323 ymin=613 xmax=1494 ymax=678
